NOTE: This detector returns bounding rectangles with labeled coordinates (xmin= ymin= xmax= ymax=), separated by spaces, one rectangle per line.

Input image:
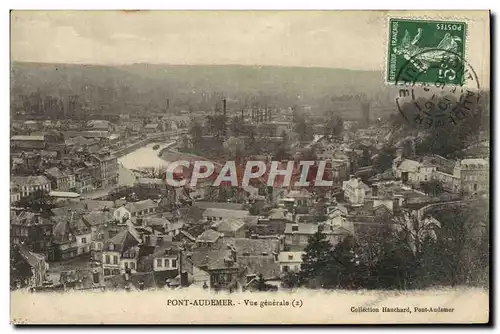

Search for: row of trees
xmin=284 ymin=203 xmax=489 ymax=290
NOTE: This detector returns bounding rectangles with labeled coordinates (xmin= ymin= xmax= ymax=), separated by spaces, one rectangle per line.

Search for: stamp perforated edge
xmin=383 ymin=13 xmax=472 ymax=87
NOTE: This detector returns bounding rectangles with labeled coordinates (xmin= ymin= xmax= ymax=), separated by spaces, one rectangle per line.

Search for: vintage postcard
xmin=9 ymin=10 xmax=490 ymax=324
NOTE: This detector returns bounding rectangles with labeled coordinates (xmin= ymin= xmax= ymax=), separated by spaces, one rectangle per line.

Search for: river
xmin=117 ymin=142 xmax=174 ymax=170
xmin=81 ymin=141 xmax=175 ymax=199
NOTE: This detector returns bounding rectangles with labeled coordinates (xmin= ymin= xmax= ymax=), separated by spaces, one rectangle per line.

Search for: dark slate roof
xmin=225 ymin=238 xmax=280 ymax=256
xmin=193 ymin=202 xmax=245 ymax=211
xmin=237 ymin=255 xmax=280 ymax=280
xmin=196 ymin=229 xmax=223 ymax=243
xmin=190 ymin=249 xmax=236 ymax=271
xmin=11 ymin=211 xmax=54 ymax=227
xmin=152 ymin=241 xmax=182 ymax=258
xmin=59 ymin=269 xmax=96 ymax=289
xmin=52 ymin=211 xmax=91 ymax=244
xmin=212 ymin=218 xmax=246 ymax=233
xmin=17 ymin=245 xmax=46 ymax=268
xmin=12 ymin=175 xmax=51 ymax=187
xmin=105 ymin=229 xmax=141 ymax=254
xmin=125 ymin=199 xmax=158 ymax=213
xmin=105 ymin=272 xmax=157 ymax=291
xmin=83 ymin=211 xmax=115 ymax=226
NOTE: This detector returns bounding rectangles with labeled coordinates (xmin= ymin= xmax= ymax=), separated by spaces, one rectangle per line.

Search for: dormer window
xmin=109 ymin=243 xmax=114 ymax=251
xmin=288 ymin=254 xmax=293 ymax=260
xmin=292 ymin=225 xmax=299 ymax=232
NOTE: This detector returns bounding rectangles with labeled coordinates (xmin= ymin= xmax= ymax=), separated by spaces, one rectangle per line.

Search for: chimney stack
xmin=223 ymin=99 xmax=227 ymax=117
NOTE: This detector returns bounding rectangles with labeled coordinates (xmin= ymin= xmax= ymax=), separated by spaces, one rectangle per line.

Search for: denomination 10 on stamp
xmin=387 ymin=18 xmax=467 ymax=85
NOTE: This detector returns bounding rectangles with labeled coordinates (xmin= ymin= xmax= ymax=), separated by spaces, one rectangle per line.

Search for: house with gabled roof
xmin=125 ymin=199 xmax=159 ymax=218
xmin=284 ymin=223 xmax=352 ymax=251
xmin=189 ymin=246 xmax=243 ymax=291
xmin=11 ymin=175 xmax=51 ymax=198
xmin=211 ymin=218 xmax=247 ymax=238
xmin=342 ymin=175 xmax=372 ymax=205
xmin=202 ymin=208 xmax=250 ymax=222
xmin=11 ymin=244 xmax=49 ymax=289
xmin=52 ymin=210 xmax=92 ymax=260
xmin=196 ymin=229 xmax=223 ymax=249
xmin=277 ymin=251 xmax=305 ymax=274
xmin=102 ymin=228 xmax=142 ymax=277
xmin=11 ymin=211 xmax=55 ymax=260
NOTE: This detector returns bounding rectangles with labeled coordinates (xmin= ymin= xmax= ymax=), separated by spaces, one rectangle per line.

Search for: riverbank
xmin=111 ymin=129 xmax=186 ymax=158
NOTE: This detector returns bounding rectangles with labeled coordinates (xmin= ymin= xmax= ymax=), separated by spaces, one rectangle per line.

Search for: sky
xmin=10 ymin=10 xmax=490 ymax=75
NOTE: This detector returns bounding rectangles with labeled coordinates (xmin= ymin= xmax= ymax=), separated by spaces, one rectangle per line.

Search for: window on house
xmin=105 ymin=255 xmax=110 ymax=264
xmin=93 ymin=272 xmax=100 ymax=284
xmin=104 ymin=269 xmax=110 ymax=276
xmin=283 ymin=265 xmax=289 ymax=272
xmin=81 ymin=237 xmax=87 ymax=244
xmin=164 ymin=259 xmax=170 ymax=267
xmin=288 ymin=254 xmax=293 ymax=260
xmin=112 ymin=269 xmax=120 ymax=275
xmin=157 ymin=259 xmax=163 ymax=267
xmin=172 ymin=259 xmax=177 ymax=268
xmin=125 ymin=262 xmax=129 ymax=270
xmin=130 ymin=262 xmax=135 ymax=270
xmin=113 ymin=256 xmax=118 ymax=264
xmin=98 ymin=243 xmax=102 ymax=250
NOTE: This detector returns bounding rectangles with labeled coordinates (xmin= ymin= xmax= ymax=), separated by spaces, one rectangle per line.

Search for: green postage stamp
xmin=387 ymin=18 xmax=467 ymax=86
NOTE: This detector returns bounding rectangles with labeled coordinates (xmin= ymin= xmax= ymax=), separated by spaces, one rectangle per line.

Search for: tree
xmin=373 ymin=146 xmax=396 ymax=173
xmin=229 ymin=116 xmax=245 ymax=137
xmin=206 ymin=114 xmax=227 ymax=138
xmin=392 ymin=209 xmax=441 ymax=257
xmin=428 ymin=202 xmax=489 ymax=287
xmin=299 ymin=229 xmax=332 ymax=285
xmin=281 ymin=271 xmax=300 ymax=289
xmin=10 ymin=245 xmax=33 ymax=290
xmin=420 ymin=179 xmax=444 ymax=196
xmin=189 ymin=120 xmax=203 ymax=149
xmin=372 ymin=237 xmax=417 ymax=289
xmin=256 ymin=273 xmax=267 ymax=291
xmin=293 ymin=115 xmax=312 ymax=142
xmin=223 ymin=136 xmax=245 ymax=160
xmin=274 ymin=131 xmax=290 ymax=161
xmin=15 ymin=190 xmax=55 ymax=214
xmin=324 ymin=114 xmax=344 ymax=138
xmin=400 ymin=138 xmax=414 ymax=158
xmin=321 ymin=236 xmax=363 ymax=289
xmin=180 ymin=134 xmax=190 ymax=151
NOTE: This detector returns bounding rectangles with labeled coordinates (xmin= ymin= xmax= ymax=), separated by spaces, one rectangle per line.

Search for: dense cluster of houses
xmin=10 ymin=116 xmax=489 ymax=293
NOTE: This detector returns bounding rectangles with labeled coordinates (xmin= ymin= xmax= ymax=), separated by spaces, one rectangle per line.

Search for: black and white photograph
xmin=9 ymin=10 xmax=491 ymax=324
